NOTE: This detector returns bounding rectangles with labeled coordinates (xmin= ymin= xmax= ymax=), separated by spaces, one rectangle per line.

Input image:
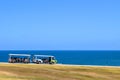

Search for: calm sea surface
xmin=0 ymin=50 xmax=120 ymax=66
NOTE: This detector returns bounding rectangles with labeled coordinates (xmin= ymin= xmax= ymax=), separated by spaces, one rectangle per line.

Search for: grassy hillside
xmin=0 ymin=63 xmax=120 ymax=80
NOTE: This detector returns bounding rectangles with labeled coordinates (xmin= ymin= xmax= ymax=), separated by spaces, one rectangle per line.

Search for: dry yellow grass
xmin=0 ymin=63 xmax=120 ymax=80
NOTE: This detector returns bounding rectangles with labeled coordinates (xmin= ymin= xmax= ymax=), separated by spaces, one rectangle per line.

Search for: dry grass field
xmin=0 ymin=63 xmax=120 ymax=80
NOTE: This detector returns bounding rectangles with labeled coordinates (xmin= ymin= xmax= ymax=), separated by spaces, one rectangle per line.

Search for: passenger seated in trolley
xmin=8 ymin=54 xmax=31 ymax=63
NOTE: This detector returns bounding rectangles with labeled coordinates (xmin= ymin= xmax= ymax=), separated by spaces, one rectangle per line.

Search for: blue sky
xmin=0 ymin=0 xmax=120 ymax=50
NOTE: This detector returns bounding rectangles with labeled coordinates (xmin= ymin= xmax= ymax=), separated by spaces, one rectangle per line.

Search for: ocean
xmin=0 ymin=50 xmax=120 ymax=66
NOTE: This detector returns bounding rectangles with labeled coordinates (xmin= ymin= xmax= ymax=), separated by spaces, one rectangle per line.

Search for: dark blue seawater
xmin=0 ymin=50 xmax=120 ymax=66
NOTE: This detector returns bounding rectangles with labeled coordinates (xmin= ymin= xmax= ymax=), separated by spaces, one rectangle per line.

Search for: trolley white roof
xmin=9 ymin=54 xmax=31 ymax=57
xmin=33 ymin=55 xmax=54 ymax=57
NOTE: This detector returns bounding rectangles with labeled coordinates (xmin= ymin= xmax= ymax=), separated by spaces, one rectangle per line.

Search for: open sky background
xmin=0 ymin=0 xmax=120 ymax=50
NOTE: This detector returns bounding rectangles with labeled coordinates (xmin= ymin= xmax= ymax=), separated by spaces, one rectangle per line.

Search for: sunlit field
xmin=0 ymin=63 xmax=120 ymax=80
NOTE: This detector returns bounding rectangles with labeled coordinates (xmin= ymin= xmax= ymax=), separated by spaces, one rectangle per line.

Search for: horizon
xmin=0 ymin=50 xmax=120 ymax=51
xmin=0 ymin=0 xmax=120 ymax=50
